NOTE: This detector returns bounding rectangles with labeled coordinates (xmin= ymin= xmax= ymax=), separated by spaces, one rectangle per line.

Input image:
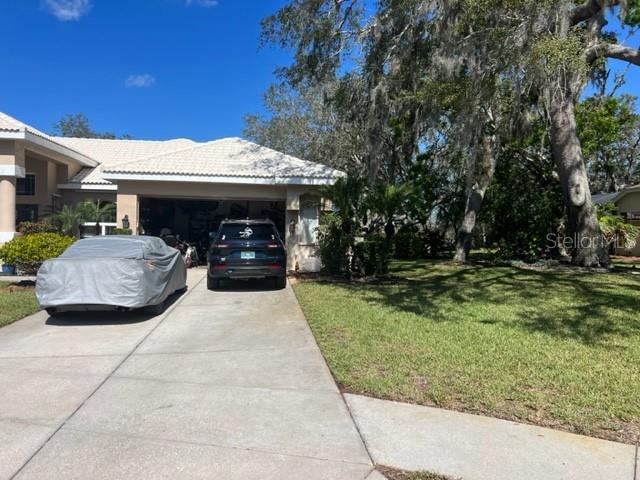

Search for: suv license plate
xmin=241 ymin=251 xmax=256 ymax=260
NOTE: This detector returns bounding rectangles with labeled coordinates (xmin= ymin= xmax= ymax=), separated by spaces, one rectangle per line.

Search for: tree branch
xmin=571 ymin=0 xmax=619 ymax=25
xmin=586 ymin=42 xmax=640 ymax=66
xmin=603 ymin=43 xmax=640 ymax=66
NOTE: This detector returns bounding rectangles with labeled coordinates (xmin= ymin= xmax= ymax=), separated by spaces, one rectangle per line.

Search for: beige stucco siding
xmin=116 ymin=193 xmax=139 ymax=231
xmin=60 ymin=190 xmax=116 ymax=206
xmin=117 ymin=180 xmax=287 ymax=200
xmin=0 ymin=141 xmax=25 ymax=169
xmin=16 ymin=156 xmax=50 ymax=211
xmin=113 ymin=180 xmax=325 ymax=272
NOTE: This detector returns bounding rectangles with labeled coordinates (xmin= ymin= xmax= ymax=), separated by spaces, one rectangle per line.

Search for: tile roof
xmin=102 ymin=137 xmax=343 ymax=180
xmin=56 ymin=137 xmax=198 ymax=185
xmin=0 ymin=112 xmax=96 ymax=165
xmin=0 ymin=111 xmax=52 ymax=138
xmin=1 ymin=111 xmax=343 ymax=186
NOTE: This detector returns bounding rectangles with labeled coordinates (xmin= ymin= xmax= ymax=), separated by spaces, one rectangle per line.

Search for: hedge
xmin=0 ymin=233 xmax=74 ymax=274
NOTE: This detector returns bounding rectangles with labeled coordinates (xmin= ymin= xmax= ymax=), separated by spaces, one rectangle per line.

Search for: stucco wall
xmin=0 ymin=141 xmax=25 ymax=170
xmin=117 ymin=180 xmax=288 ymax=200
xmin=113 ymin=180 xmax=325 ymax=272
xmin=286 ymin=191 xmax=322 ymax=272
xmin=613 ymin=191 xmax=640 ymax=256
xmin=616 ymin=191 xmax=640 ymax=213
xmin=116 ymin=193 xmax=139 ymax=232
xmin=60 ymin=190 xmax=116 ymax=206
xmin=16 ymin=156 xmax=51 ymax=214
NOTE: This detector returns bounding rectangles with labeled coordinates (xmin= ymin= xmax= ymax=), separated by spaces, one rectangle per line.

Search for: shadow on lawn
xmin=348 ymin=263 xmax=640 ymax=345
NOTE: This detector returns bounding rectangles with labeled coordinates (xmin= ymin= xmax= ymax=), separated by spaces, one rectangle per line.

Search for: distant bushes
xmin=17 ymin=220 xmax=58 ymax=235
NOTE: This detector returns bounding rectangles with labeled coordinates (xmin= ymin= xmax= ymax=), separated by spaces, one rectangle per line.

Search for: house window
xmin=16 ymin=205 xmax=38 ymax=223
xmin=16 ymin=174 xmax=36 ymax=196
xmin=299 ymin=199 xmax=319 ymax=244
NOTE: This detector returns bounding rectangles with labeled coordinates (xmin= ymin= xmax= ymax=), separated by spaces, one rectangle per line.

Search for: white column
xmin=0 ymin=176 xmax=17 ymax=243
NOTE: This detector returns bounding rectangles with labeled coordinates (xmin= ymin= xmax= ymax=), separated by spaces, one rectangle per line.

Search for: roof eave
xmin=101 ymin=172 xmax=341 ymax=186
xmin=57 ymin=183 xmax=118 ymax=191
xmin=0 ymin=130 xmax=98 ymax=167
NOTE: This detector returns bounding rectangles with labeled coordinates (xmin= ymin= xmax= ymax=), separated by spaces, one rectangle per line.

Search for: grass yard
xmin=293 ymin=260 xmax=640 ymax=444
xmin=0 ymin=281 xmax=40 ymax=328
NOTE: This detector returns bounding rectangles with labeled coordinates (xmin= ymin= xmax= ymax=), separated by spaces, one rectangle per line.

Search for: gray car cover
xmin=36 ymin=236 xmax=187 ymax=309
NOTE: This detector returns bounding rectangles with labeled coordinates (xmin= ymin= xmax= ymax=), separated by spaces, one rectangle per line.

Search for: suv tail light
xmin=267 ymin=243 xmax=281 ymax=248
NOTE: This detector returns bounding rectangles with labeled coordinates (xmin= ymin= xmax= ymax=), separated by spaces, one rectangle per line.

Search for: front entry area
xmin=138 ymin=197 xmax=286 ymax=257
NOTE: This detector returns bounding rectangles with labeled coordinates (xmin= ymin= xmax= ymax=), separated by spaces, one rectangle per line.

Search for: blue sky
xmin=0 ymin=1 xmax=638 ymax=142
xmin=0 ymin=0 xmax=291 ymax=141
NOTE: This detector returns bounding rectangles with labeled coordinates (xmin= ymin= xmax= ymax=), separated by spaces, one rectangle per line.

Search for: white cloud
xmin=125 ymin=74 xmax=156 ymax=88
xmin=43 ymin=0 xmax=91 ymax=21
xmin=185 ymin=0 xmax=218 ymax=7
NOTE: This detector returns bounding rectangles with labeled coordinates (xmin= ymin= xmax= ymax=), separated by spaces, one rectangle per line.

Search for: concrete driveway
xmin=0 ymin=269 xmax=373 ymax=479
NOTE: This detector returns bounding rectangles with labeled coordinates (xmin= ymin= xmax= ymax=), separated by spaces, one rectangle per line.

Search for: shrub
xmin=111 ymin=228 xmax=133 ymax=235
xmin=597 ymin=202 xmax=640 ymax=252
xmin=394 ymin=225 xmax=423 ymax=259
xmin=17 ymin=220 xmax=58 ymax=235
xmin=356 ymin=234 xmax=393 ymax=276
xmin=316 ymin=212 xmax=352 ymax=275
xmin=0 ymin=233 xmax=74 ymax=274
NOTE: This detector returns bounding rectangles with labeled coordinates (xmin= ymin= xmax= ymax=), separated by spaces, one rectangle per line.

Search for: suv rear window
xmin=218 ymin=223 xmax=278 ymax=241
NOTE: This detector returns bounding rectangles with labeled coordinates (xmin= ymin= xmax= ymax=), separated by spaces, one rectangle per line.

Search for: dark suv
xmin=207 ymin=219 xmax=287 ymax=290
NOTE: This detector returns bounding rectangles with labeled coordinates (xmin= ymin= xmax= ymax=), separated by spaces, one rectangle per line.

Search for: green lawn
xmin=0 ymin=281 xmax=40 ymax=328
xmin=293 ymin=260 xmax=640 ymax=444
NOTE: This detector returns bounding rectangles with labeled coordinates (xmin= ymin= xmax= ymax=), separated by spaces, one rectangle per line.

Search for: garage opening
xmin=139 ymin=197 xmax=286 ymax=257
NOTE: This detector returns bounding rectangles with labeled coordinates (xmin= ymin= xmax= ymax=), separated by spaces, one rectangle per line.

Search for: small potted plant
xmin=0 ymin=240 xmax=18 ymax=275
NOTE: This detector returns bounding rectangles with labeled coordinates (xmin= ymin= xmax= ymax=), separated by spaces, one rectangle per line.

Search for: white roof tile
xmin=0 ymin=112 xmax=96 ymax=165
xmin=0 ymin=111 xmax=52 ymax=138
xmin=57 ymin=137 xmax=198 ymax=185
xmin=1 ymin=111 xmax=343 ymax=186
xmin=102 ymin=137 xmax=343 ymax=180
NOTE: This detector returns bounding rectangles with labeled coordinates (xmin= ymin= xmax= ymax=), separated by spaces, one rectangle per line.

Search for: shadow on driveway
xmin=213 ymin=277 xmax=285 ymax=292
xmin=45 ymin=289 xmax=188 ymax=327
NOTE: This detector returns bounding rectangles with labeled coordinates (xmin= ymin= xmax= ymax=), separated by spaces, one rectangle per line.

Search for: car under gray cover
xmin=36 ymin=236 xmax=187 ymax=312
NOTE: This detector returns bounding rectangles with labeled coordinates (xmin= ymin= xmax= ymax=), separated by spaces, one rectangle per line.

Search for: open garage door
xmin=139 ymin=197 xmax=285 ymax=258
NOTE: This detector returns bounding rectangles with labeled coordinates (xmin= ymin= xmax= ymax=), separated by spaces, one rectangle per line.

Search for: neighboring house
xmin=593 ymin=186 xmax=640 ymax=256
xmin=0 ymin=111 xmax=344 ymax=272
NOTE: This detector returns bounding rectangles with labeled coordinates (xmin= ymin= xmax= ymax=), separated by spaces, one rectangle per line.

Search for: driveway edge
xmin=9 ymin=275 xmax=205 ymax=480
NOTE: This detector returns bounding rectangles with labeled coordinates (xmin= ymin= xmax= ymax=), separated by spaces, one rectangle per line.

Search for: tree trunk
xmin=548 ymin=99 xmax=609 ymax=267
xmin=453 ymin=132 xmax=498 ymax=263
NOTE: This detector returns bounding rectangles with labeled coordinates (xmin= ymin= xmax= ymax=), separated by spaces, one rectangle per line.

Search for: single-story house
xmin=0 ymin=111 xmax=344 ymax=272
xmin=593 ymin=186 xmax=640 ymax=256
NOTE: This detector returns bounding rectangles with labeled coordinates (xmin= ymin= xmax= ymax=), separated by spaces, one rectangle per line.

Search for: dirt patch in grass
xmin=0 ymin=281 xmax=35 ymax=293
xmin=378 ymin=465 xmax=459 ymax=480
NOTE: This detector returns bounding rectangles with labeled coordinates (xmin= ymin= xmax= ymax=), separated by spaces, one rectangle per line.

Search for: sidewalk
xmin=346 ymin=394 xmax=637 ymax=480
